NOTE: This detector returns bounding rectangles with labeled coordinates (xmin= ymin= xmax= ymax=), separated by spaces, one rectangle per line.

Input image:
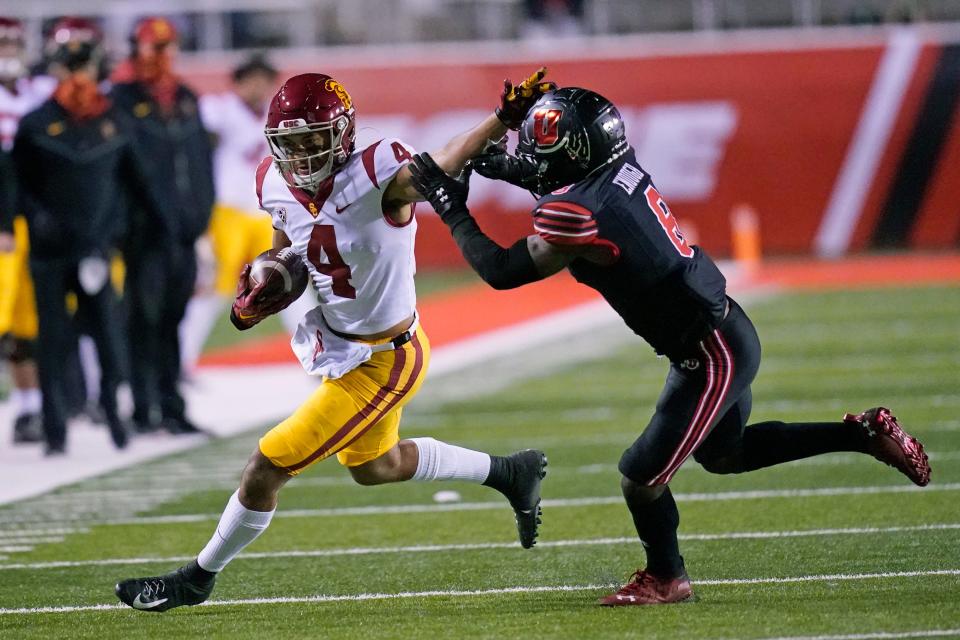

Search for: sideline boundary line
xmin=2 ymin=569 xmax=958 ymax=615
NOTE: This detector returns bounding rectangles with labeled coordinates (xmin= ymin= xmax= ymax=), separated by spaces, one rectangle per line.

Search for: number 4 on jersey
xmin=644 ymin=185 xmax=694 ymax=258
xmin=307 ymin=225 xmax=357 ymax=298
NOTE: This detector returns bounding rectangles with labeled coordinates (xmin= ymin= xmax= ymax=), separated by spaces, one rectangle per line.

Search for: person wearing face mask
xmin=12 ymin=18 xmax=163 ymax=455
xmin=0 ymin=16 xmax=55 ymax=446
xmin=110 ymin=17 xmax=215 ymax=436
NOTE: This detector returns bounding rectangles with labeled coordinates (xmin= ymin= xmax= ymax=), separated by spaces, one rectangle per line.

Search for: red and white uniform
xmin=0 ymin=75 xmax=55 ymax=151
xmin=257 ymin=137 xmax=418 ymax=375
xmin=199 ymin=91 xmax=269 ymax=214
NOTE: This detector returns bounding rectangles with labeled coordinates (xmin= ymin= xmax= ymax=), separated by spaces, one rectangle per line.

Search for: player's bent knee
xmin=239 ymin=449 xmax=290 ymax=507
xmin=618 ymin=442 xmax=657 ymax=487
xmin=6 ymin=337 xmax=35 ymax=363
xmin=694 ymin=450 xmax=746 ymax=475
xmin=348 ymin=446 xmax=409 ymax=486
xmin=620 ymin=475 xmax=665 ymax=504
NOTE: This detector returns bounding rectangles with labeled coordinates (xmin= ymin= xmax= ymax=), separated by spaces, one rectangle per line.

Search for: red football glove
xmin=229 ymin=264 xmax=289 ymax=330
xmin=495 ymin=66 xmax=557 ymax=130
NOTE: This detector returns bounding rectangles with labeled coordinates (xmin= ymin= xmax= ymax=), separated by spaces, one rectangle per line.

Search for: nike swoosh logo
xmin=132 ymin=593 xmax=168 ymax=609
xmin=335 ymin=203 xmax=352 ymax=214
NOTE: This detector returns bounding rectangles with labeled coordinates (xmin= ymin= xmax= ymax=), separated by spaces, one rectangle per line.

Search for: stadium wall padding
xmin=180 ymin=29 xmax=960 ymax=267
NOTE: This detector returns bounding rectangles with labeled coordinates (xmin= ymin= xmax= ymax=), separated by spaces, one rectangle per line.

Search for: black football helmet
xmin=516 ymin=87 xmax=628 ymax=195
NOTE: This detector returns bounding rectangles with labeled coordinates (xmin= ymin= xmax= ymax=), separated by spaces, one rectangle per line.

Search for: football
xmin=249 ymin=247 xmax=309 ymax=304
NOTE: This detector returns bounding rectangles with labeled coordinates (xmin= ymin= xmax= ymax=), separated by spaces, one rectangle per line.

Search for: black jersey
xmin=531 ymin=148 xmax=727 ymax=360
xmin=12 ymin=100 xmax=159 ymax=259
xmin=110 ymin=81 xmax=214 ymax=247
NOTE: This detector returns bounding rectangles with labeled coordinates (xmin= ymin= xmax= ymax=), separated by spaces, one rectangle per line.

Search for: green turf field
xmin=1 ymin=284 xmax=958 ymax=639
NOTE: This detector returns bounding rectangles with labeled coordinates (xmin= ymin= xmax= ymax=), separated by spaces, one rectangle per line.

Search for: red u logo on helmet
xmin=532 ymin=108 xmax=562 ymax=146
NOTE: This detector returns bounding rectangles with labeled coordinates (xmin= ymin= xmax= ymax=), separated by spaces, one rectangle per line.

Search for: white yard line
xmin=2 ymin=569 xmax=958 ymax=615
xmin=748 ymin=630 xmax=960 ymax=640
xmin=1 ymin=523 xmax=956 ymax=572
xmin=92 ymin=482 xmax=959 ymax=526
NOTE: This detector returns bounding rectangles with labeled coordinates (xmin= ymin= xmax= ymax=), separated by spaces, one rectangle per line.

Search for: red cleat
xmin=844 ymin=407 xmax=931 ymax=487
xmin=598 ymin=569 xmax=693 ymax=606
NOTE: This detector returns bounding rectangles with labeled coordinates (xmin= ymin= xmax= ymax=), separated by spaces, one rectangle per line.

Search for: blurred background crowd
xmin=1 ymin=0 xmax=958 ymax=458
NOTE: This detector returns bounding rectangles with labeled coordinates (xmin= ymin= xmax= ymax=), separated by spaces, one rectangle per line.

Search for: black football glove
xmin=495 ymin=66 xmax=557 ymax=130
xmin=409 ymin=153 xmax=472 ymax=221
xmin=473 ymin=141 xmax=541 ymax=192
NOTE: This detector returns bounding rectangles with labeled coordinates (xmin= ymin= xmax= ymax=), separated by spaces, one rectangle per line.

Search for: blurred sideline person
xmin=115 ymin=69 xmax=555 ymax=612
xmin=181 ymin=54 xmax=310 ymax=374
xmin=410 ymin=86 xmax=932 ymax=605
xmin=0 ymin=16 xmax=55 ymax=444
xmin=111 ymin=17 xmax=214 ymax=435
xmin=13 ymin=18 xmax=162 ymax=454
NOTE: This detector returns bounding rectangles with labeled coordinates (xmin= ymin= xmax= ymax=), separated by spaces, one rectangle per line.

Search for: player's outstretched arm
xmin=386 ymin=67 xmax=555 ymax=205
xmin=409 ymin=152 xmax=573 ymax=289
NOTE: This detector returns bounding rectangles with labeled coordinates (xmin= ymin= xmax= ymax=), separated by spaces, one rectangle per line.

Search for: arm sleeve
xmin=441 ymin=206 xmax=542 ymax=290
xmin=197 ymin=94 xmax=222 ymax=134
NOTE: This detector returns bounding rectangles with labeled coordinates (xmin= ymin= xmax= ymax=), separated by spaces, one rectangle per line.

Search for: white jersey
xmin=0 ymin=75 xmax=55 ymax=151
xmin=257 ymin=137 xmax=418 ymax=337
xmin=200 ymin=91 xmax=270 ymax=214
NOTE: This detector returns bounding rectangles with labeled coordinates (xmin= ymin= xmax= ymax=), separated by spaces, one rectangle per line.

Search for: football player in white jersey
xmin=182 ymin=55 xmax=312 ymax=374
xmin=116 ymin=68 xmax=557 ymax=612
xmin=0 ymin=16 xmax=54 ymax=444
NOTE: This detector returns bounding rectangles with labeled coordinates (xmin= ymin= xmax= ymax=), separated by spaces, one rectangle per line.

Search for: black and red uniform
xmin=529 ymin=148 xmax=762 ymax=485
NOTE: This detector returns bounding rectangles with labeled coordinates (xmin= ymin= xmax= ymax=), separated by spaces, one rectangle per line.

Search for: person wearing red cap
xmin=110 ymin=16 xmax=215 ymax=436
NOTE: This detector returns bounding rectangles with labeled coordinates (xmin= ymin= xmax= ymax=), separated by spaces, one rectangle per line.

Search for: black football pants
xmin=30 ymin=256 xmax=126 ymax=450
xmin=618 ymin=299 xmax=762 ymax=484
xmin=619 ymin=298 xmax=869 ymax=485
xmin=125 ymin=242 xmax=196 ymax=426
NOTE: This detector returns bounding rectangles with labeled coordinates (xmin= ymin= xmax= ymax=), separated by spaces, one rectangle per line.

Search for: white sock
xmin=410 ymin=437 xmax=491 ymax=483
xmin=179 ymin=295 xmax=227 ymax=373
xmin=197 ymin=490 xmax=274 ymax=572
xmin=11 ymin=388 xmax=41 ymax=415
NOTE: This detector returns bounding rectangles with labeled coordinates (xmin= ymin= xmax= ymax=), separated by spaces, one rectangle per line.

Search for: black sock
xmin=624 ymin=487 xmax=684 ymax=579
xmin=741 ymin=421 xmax=868 ymax=471
xmin=483 ymin=455 xmax=512 ymax=494
xmin=182 ymin=559 xmax=217 ymax=586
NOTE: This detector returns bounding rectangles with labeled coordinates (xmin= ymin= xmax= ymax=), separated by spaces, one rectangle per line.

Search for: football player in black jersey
xmin=409 ymin=87 xmax=932 ymax=606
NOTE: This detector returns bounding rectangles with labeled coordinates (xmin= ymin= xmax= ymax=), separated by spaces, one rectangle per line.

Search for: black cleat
xmin=12 ymin=413 xmax=43 ymax=444
xmin=162 ymin=417 xmax=206 ymax=436
xmin=115 ymin=564 xmax=215 ymax=613
xmin=488 ymin=449 xmax=547 ymax=549
xmin=107 ymin=417 xmax=129 ymax=450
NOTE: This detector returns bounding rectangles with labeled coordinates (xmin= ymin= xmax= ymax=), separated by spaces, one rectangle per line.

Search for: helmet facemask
xmin=517 ymin=124 xmax=592 ymax=196
xmin=266 ymin=113 xmax=352 ymax=191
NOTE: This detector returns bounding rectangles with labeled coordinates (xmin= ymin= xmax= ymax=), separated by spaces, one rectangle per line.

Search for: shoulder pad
xmin=359 ymin=138 xmax=416 ymax=190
